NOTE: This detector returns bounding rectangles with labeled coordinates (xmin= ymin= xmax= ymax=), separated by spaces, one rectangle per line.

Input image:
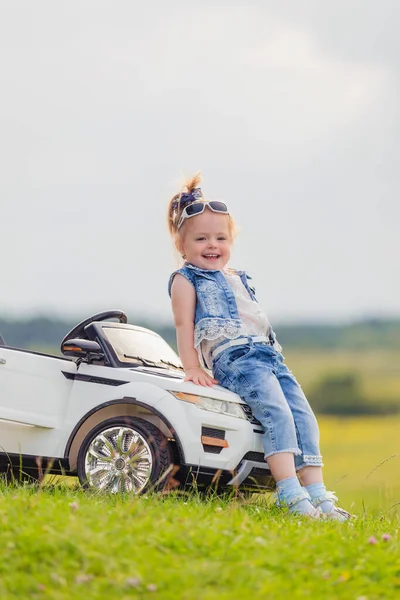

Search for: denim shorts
xmin=212 ymin=340 xmax=323 ymax=469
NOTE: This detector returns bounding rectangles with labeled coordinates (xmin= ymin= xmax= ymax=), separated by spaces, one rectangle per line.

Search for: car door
xmin=0 ymin=347 xmax=76 ymax=430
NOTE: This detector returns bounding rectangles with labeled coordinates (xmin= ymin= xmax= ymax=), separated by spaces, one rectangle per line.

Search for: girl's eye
xmin=218 ymin=237 xmax=227 ymax=241
xmin=196 ymin=237 xmax=206 ymax=241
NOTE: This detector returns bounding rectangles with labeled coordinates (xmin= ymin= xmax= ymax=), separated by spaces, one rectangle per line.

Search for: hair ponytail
xmin=167 ymin=172 xmax=202 ymax=236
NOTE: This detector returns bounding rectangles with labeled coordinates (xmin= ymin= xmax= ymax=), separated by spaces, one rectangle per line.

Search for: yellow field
xmin=319 ymin=415 xmax=400 ymax=516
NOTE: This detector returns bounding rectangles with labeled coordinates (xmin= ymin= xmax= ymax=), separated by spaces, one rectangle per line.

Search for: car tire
xmin=76 ymin=417 xmax=173 ymax=494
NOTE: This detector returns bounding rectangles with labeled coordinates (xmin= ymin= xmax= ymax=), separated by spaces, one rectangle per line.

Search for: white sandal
xmin=311 ymin=491 xmax=353 ymax=522
xmin=274 ymin=491 xmax=322 ymax=519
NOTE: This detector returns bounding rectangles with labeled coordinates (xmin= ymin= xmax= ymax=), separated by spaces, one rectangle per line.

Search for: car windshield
xmin=102 ymin=326 xmax=183 ymax=370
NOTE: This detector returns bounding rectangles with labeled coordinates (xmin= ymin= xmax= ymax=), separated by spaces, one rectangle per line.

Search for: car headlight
xmin=170 ymin=392 xmax=246 ymax=420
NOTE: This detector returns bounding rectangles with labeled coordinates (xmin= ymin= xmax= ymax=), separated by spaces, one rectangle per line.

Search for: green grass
xmin=1 ymin=485 xmax=399 ymax=600
xmin=1 ymin=416 xmax=400 ymax=599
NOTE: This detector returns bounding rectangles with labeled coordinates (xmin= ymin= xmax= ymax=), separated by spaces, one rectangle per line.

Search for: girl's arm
xmin=170 ymin=274 xmax=217 ymax=387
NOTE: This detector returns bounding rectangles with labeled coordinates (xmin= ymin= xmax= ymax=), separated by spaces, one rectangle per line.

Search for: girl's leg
xmin=298 ymin=466 xmax=352 ymax=520
xmin=266 ymin=451 xmax=297 ymax=481
xmin=298 ymin=466 xmax=323 ymax=485
xmin=213 ymin=348 xmax=320 ymax=517
xmin=267 ymin=453 xmax=320 ymax=517
xmin=275 ymin=364 xmax=324 ymax=491
xmin=213 ymin=347 xmax=302 ymax=458
xmin=274 ymin=355 xmax=323 ymax=471
xmin=276 ymin=359 xmax=351 ymax=521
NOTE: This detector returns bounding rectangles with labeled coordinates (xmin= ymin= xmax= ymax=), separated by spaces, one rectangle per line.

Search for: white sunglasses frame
xmin=177 ymin=201 xmax=229 ymax=230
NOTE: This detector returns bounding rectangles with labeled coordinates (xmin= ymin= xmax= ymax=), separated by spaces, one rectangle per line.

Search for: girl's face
xmin=179 ymin=210 xmax=231 ymax=270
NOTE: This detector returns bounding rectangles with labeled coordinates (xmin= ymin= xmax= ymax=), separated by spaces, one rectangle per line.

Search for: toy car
xmin=0 ymin=310 xmax=275 ymax=493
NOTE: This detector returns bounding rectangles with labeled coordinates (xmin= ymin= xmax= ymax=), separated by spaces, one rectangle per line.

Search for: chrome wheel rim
xmin=84 ymin=425 xmax=153 ymax=493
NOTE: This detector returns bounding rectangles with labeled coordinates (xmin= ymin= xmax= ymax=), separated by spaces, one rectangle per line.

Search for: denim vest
xmin=168 ymin=263 xmax=278 ymax=350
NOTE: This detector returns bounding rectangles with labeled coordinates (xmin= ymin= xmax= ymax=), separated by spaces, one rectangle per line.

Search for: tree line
xmin=1 ymin=316 xmax=399 ymax=351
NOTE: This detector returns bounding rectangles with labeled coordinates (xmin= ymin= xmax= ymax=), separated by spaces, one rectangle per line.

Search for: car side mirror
xmin=61 ymin=338 xmax=104 ymax=363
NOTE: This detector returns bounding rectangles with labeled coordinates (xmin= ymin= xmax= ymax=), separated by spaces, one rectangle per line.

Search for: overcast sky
xmin=1 ymin=1 xmax=399 ymax=326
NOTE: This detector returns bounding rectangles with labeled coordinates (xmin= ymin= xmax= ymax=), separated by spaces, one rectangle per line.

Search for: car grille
xmin=201 ymin=427 xmax=225 ymax=439
xmin=242 ymin=451 xmax=266 ymax=463
xmin=201 ymin=426 xmax=225 ymax=454
xmin=242 ymin=468 xmax=276 ymax=491
xmin=236 ymin=453 xmax=274 ymax=489
xmin=240 ymin=404 xmax=262 ymax=426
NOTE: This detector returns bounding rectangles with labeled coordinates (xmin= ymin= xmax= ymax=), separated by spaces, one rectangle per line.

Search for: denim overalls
xmin=168 ymin=263 xmax=323 ymax=469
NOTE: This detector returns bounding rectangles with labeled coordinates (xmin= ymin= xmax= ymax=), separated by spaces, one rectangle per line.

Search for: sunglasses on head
xmin=177 ymin=201 xmax=229 ymax=230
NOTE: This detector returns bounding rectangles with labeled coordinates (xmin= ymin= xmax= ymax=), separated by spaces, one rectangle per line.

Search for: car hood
xmin=126 ymin=366 xmax=245 ymax=404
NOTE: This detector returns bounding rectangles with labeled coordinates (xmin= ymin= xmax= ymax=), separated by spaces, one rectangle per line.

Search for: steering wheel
xmin=60 ymin=310 xmax=128 ymax=348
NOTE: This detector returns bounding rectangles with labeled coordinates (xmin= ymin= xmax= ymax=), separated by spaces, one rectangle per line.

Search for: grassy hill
xmin=1 ymin=416 xmax=400 ymax=599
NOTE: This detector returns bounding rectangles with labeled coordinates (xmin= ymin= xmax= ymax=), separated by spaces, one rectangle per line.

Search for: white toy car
xmin=0 ymin=310 xmax=274 ymax=494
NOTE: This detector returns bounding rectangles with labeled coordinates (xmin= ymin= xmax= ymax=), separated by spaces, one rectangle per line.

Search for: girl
xmin=167 ymin=173 xmax=351 ymax=520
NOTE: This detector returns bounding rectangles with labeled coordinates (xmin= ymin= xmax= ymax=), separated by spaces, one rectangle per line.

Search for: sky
xmin=1 ymin=1 xmax=399 ymax=326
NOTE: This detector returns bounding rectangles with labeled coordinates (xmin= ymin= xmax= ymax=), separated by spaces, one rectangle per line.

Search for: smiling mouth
xmin=203 ymin=254 xmax=220 ymax=259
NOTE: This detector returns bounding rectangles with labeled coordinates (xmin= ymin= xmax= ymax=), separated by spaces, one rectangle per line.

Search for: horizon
xmin=1 ymin=309 xmax=399 ymax=328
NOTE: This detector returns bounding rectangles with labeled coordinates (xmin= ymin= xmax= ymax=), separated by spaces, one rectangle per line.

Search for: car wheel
xmin=76 ymin=417 xmax=173 ymax=494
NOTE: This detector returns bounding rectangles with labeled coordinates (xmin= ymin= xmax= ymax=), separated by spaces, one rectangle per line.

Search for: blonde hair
xmin=167 ymin=172 xmax=237 ymax=253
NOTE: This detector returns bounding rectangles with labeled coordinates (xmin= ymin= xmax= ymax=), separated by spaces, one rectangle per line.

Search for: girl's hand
xmin=184 ymin=367 xmax=218 ymax=387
